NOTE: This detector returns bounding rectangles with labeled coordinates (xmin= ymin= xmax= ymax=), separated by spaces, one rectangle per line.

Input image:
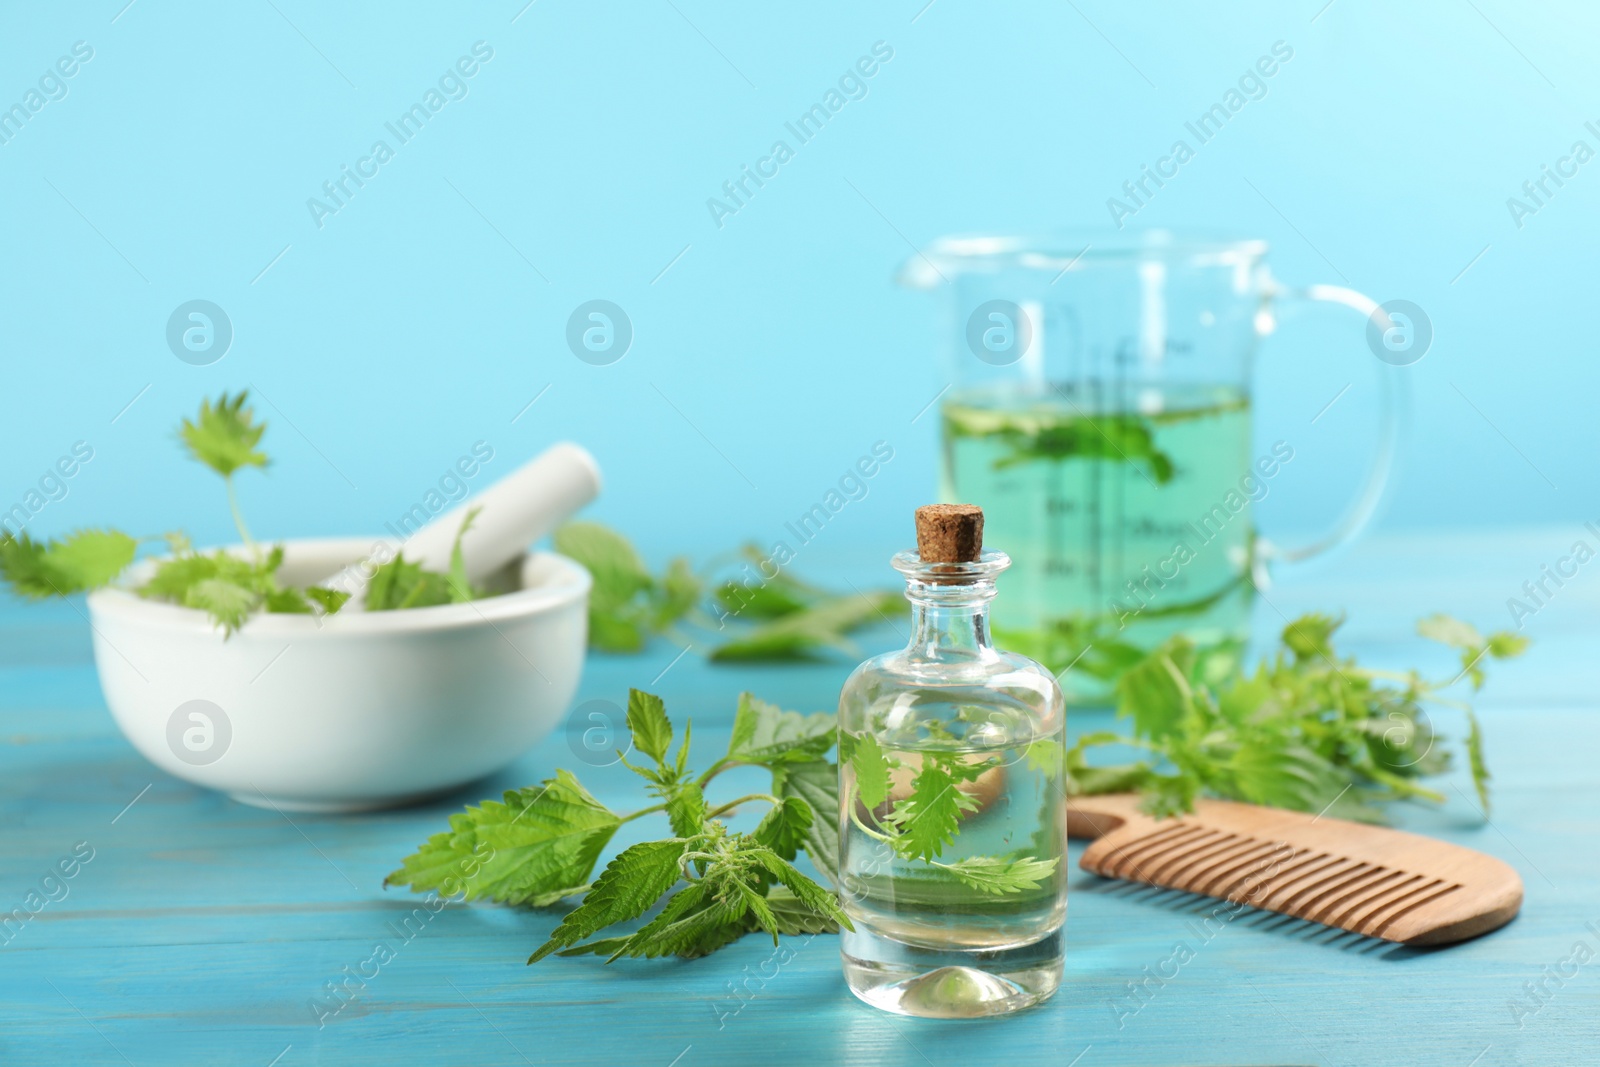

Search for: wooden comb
xmin=1065 ymin=793 xmax=1523 ymax=945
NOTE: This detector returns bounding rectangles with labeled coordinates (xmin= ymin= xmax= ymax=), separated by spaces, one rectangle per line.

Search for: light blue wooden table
xmin=2 ymin=528 xmax=1593 ymax=1066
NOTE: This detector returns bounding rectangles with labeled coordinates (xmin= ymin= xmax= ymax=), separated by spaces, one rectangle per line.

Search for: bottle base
xmin=841 ymin=927 xmax=1062 ymax=1019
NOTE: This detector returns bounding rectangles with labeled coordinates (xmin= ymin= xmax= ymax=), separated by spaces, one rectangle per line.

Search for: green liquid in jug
xmin=940 ymin=383 xmax=1258 ymax=699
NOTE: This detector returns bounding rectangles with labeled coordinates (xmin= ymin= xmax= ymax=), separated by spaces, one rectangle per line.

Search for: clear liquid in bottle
xmin=837 ymin=504 xmax=1066 ymax=1018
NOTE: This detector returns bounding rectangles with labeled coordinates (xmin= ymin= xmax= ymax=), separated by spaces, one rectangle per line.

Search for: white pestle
xmin=320 ymin=442 xmax=602 ymax=608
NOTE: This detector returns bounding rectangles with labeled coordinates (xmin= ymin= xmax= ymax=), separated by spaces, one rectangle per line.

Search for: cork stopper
xmin=915 ymin=504 xmax=984 ymax=563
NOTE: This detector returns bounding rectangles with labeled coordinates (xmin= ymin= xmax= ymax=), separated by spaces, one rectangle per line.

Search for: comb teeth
xmin=1082 ymin=821 xmax=1463 ymax=940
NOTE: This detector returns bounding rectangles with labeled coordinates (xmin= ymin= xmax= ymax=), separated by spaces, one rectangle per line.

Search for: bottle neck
xmin=890 ymin=549 xmax=1010 ymax=661
xmin=905 ymin=580 xmax=998 ymax=659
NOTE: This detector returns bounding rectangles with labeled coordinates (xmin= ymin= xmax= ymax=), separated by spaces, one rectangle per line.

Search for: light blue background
xmin=2 ymin=0 xmax=1593 ymax=573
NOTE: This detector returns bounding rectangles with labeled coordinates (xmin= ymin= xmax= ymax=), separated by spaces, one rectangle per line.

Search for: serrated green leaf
xmin=0 ymin=533 xmax=55 ymax=598
xmin=1116 ymin=645 xmax=1194 ymax=742
xmin=140 ymin=553 xmax=217 ymax=602
xmin=365 ymin=554 xmax=454 ymax=611
xmin=666 ymin=780 xmax=706 ymax=840
xmin=600 ymin=883 xmax=746 ymax=961
xmin=554 ymin=522 xmax=651 ymax=609
xmin=446 ymin=506 xmax=483 ymax=603
xmin=626 ymin=688 xmax=673 ymax=763
xmin=1139 ymin=773 xmax=1201 ymax=818
xmin=389 ymin=770 xmax=620 ymax=907
xmin=1282 ymin=612 xmax=1344 ymax=663
xmin=383 ymin=830 xmax=482 ymax=894
xmin=184 ymin=577 xmax=260 ymax=635
xmin=727 ymin=693 xmax=835 ymax=765
xmin=180 ymin=391 xmax=268 ymax=478
xmin=1486 ymin=632 xmax=1529 ymax=659
xmin=848 ymin=733 xmax=890 ymax=809
xmin=753 ymin=796 xmax=813 ymax=861
xmin=771 ymin=760 xmax=839 ymax=881
xmin=745 ymin=847 xmax=851 ymax=930
xmin=708 ymin=592 xmax=902 ymax=662
xmin=1023 ymin=738 xmax=1064 ymax=778
xmin=305 ymin=586 xmax=350 ymax=614
xmin=1466 ymin=709 xmax=1489 ymax=815
xmin=529 ymin=839 xmax=687 ymax=963
xmin=735 ymin=881 xmax=780 ymax=944
xmin=264 ymin=586 xmax=312 ymax=613
xmin=885 ymin=758 xmax=979 ymax=862
xmin=652 ymin=557 xmax=702 ymax=628
xmin=42 ymin=529 xmax=139 ymax=591
xmin=586 ymin=612 xmax=649 ymax=653
xmin=765 ymin=885 xmax=838 ymax=934
xmin=0 ymin=529 xmax=138 ymax=598
xmin=933 ymin=855 xmax=1060 ymax=896
xmin=1417 ymin=613 xmax=1484 ymax=651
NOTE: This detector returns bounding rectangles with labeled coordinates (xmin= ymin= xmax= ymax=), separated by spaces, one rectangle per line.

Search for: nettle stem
xmin=618 ymin=802 xmax=668 ymax=825
xmin=225 ymin=476 xmax=257 ymax=559
xmin=848 ymin=793 xmax=896 ymax=845
xmin=704 ymin=793 xmax=780 ymax=819
xmin=694 ymin=758 xmax=737 ymax=788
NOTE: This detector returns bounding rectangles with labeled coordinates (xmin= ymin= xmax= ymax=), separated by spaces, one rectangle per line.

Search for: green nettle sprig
xmin=1068 ymin=612 xmax=1529 ymax=821
xmin=840 ymin=730 xmax=1062 ymax=895
xmin=0 ymin=391 xmax=483 ymax=634
xmin=552 ymin=523 xmax=904 ymax=664
xmin=387 ymin=690 xmax=852 ymax=963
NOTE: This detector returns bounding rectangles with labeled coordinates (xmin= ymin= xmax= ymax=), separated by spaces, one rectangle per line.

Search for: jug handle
xmin=1255 ymin=282 xmax=1407 ymax=568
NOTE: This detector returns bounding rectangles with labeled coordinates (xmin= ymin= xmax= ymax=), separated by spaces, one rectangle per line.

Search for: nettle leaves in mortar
xmin=386 ymin=689 xmax=850 ymax=963
xmin=0 ymin=391 xmax=480 ymax=634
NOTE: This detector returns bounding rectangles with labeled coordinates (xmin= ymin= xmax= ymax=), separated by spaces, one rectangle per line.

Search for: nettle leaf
xmin=708 ymin=592 xmax=902 ymax=663
xmin=653 ymin=558 xmax=702 ymax=628
xmin=935 ymin=855 xmax=1060 ymax=896
xmin=554 ymin=523 xmax=701 ymax=654
xmin=1139 ymin=773 xmax=1201 ymax=818
xmin=365 ymin=555 xmax=455 ymax=611
xmin=304 ymin=586 xmax=350 ymax=615
xmin=593 ymin=883 xmax=749 ymax=961
xmin=140 ymin=553 xmax=219 ymax=602
xmin=626 ymin=688 xmax=673 ymax=763
xmin=0 ymin=529 xmax=138 ymax=598
xmin=389 ymin=770 xmax=621 ymax=907
xmin=886 ymin=757 xmax=981 ymax=863
xmin=263 ymin=586 xmax=312 ymax=614
xmin=554 ymin=522 xmax=652 ymax=610
xmin=1023 ymin=738 xmax=1064 ymax=778
xmin=747 ymin=847 xmax=852 ymax=930
xmin=446 ymin=507 xmax=483 ymax=603
xmin=39 ymin=529 xmax=139 ymax=591
xmin=1228 ymin=739 xmax=1341 ymax=812
xmin=1466 ymin=710 xmax=1490 ymax=815
xmin=1282 ymin=612 xmax=1344 ymax=663
xmin=180 ymin=391 xmax=268 ymax=478
xmin=736 ymin=881 xmax=780 ymax=943
xmin=765 ymin=886 xmax=839 ymax=935
xmin=666 ymin=780 xmax=707 ymax=840
xmin=754 ymin=796 xmax=814 ymax=861
xmin=529 ymin=839 xmax=687 ymax=963
xmin=771 ymin=760 xmax=840 ymax=880
xmin=383 ymin=830 xmax=483 ymax=895
xmin=1116 ymin=645 xmax=1194 ymax=742
xmin=727 ymin=693 xmax=835 ymax=765
xmin=1417 ymin=613 xmax=1484 ymax=651
xmin=184 ymin=577 xmax=261 ymax=634
xmin=849 ymin=733 xmax=891 ymax=810
xmin=1487 ymin=632 xmax=1530 ymax=660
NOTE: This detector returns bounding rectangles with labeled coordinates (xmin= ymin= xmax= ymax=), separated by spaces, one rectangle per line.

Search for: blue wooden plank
xmin=1 ymin=530 xmax=1595 ymax=1065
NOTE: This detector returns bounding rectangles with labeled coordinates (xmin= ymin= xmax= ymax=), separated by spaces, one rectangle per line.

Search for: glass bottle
xmin=837 ymin=504 xmax=1066 ymax=1018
